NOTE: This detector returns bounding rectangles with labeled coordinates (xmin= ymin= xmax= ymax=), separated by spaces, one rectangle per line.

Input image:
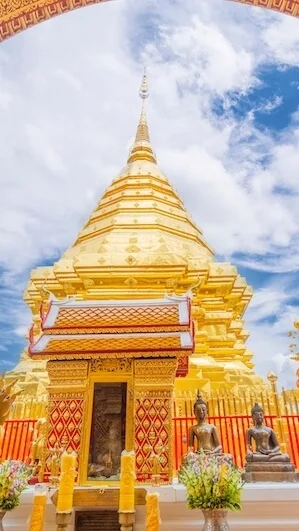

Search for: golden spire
xmin=127 ymin=68 xmax=157 ymax=164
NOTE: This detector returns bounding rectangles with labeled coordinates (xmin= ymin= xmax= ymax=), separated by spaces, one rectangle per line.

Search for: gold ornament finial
xmin=127 ymin=68 xmax=156 ymax=164
xmin=289 ymin=319 xmax=299 ymax=361
xmin=267 ymin=371 xmax=278 ymax=384
xmin=139 ymin=67 xmax=149 ymax=101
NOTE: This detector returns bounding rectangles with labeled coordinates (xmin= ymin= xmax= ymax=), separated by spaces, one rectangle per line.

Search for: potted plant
xmin=0 ymin=460 xmax=32 ymax=530
xmin=178 ymin=451 xmax=244 ymax=530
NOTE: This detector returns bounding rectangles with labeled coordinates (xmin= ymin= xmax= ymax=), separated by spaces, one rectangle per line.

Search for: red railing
xmin=173 ymin=415 xmax=298 ymax=471
xmin=0 ymin=419 xmax=36 ymax=462
xmin=1 ymin=415 xmax=299 ymax=473
xmin=283 ymin=415 xmax=299 ymax=469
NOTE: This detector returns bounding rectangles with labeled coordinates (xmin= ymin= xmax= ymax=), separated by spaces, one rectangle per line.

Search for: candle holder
xmin=119 ymin=511 xmax=135 ymax=531
xmin=56 ymin=512 xmax=72 ymax=531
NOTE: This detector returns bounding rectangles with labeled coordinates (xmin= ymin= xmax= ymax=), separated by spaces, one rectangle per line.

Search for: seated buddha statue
xmin=97 ymin=423 xmax=122 ymax=478
xmin=88 ymin=421 xmax=122 ymax=480
xmin=246 ymin=403 xmax=290 ymax=463
xmin=244 ymin=403 xmax=295 ymax=482
xmin=30 ymin=417 xmax=47 ymax=465
xmin=188 ymin=392 xmax=222 ymax=455
xmin=181 ymin=392 xmax=233 ymax=469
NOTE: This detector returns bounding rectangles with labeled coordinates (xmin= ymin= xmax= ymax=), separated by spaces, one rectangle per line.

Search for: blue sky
xmin=0 ymin=0 xmax=298 ymax=386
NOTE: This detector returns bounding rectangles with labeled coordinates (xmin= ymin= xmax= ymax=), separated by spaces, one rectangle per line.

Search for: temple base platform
xmin=244 ymin=462 xmax=296 ymax=482
xmin=4 ymin=482 xmax=299 ymax=531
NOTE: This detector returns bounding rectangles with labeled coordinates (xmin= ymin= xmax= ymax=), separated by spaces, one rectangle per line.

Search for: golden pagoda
xmin=8 ymin=71 xmax=263 ymax=399
xmin=4 ymin=71 xmax=267 ymax=485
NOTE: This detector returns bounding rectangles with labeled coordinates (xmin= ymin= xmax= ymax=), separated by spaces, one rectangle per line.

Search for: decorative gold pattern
xmin=134 ymin=390 xmax=173 ymax=483
xmin=44 ymin=360 xmax=88 ymax=480
xmin=28 ymin=492 xmax=47 ymax=531
xmin=51 ymin=487 xmax=147 ymax=507
xmin=134 ymin=359 xmax=177 ymax=386
xmin=91 ymin=358 xmax=132 ymax=373
xmin=134 ymin=358 xmax=176 ymax=484
xmin=32 ymin=350 xmax=190 ymax=361
xmin=234 ymin=0 xmax=299 ymax=17
xmin=146 ymin=493 xmax=161 ymax=531
xmin=119 ymin=451 xmax=135 ymax=512
xmin=0 ymin=0 xmax=107 ymax=42
xmin=45 ymin=325 xmax=187 ymax=335
xmin=47 ymin=360 xmax=88 ymax=386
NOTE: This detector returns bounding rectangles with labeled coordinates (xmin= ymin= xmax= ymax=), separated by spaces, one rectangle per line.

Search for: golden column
xmin=133 ymin=358 xmax=177 ymax=484
xmin=44 ymin=360 xmax=89 ymax=481
xmin=289 ymin=320 xmax=299 ymax=387
xmin=267 ymin=371 xmax=287 ymax=454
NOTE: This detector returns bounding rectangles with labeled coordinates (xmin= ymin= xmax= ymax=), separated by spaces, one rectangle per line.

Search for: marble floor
xmin=3 ymin=482 xmax=299 ymax=530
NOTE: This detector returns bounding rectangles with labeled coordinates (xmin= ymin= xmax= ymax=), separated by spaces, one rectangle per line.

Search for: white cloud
xmin=245 ymin=277 xmax=299 ymax=385
xmin=262 ymin=16 xmax=299 ymax=65
xmin=0 ymin=0 xmax=298 ymax=381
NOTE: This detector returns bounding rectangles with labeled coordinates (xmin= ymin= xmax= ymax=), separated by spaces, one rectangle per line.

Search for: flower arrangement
xmin=178 ymin=452 xmax=244 ymax=511
xmin=0 ymin=460 xmax=31 ymax=511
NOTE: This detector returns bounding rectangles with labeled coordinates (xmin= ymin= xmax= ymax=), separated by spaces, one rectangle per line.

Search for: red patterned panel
xmin=46 ymin=397 xmax=84 ymax=464
xmin=176 ymin=356 xmax=189 ymax=377
xmin=135 ymin=396 xmax=172 ymax=483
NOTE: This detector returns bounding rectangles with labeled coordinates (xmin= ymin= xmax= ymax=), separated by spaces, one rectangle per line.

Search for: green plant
xmin=178 ymin=452 xmax=244 ymax=511
xmin=0 ymin=460 xmax=31 ymax=511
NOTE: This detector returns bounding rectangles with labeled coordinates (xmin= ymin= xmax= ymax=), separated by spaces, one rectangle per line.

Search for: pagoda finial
xmin=127 ymin=68 xmax=156 ymax=164
xmin=139 ymin=66 xmax=149 ymax=100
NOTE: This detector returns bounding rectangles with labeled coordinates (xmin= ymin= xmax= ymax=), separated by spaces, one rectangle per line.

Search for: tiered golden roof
xmin=8 ymin=71 xmax=265 ymax=394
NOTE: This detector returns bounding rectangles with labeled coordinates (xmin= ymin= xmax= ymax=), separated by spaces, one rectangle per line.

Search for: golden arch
xmin=0 ymin=0 xmax=298 ymax=42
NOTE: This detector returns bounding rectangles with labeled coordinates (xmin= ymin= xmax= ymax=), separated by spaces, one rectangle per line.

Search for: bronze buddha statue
xmin=246 ymin=403 xmax=290 ymax=463
xmin=180 ymin=392 xmax=232 ymax=471
xmin=188 ymin=392 xmax=222 ymax=455
xmin=244 ymin=403 xmax=295 ymax=482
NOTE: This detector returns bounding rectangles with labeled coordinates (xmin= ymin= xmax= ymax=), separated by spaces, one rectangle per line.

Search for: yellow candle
xmin=56 ymin=451 xmax=77 ymax=513
xmin=146 ymin=493 xmax=161 ymax=531
xmin=29 ymin=492 xmax=47 ymax=531
xmin=119 ymin=450 xmax=135 ymax=512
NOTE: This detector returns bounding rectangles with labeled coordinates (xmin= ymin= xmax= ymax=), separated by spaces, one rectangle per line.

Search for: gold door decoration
xmin=80 ymin=358 xmax=134 ymax=486
xmin=87 ymin=382 xmax=126 ymax=481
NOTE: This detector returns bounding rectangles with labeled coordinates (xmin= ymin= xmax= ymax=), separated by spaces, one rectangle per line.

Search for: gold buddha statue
xmin=49 ymin=442 xmax=63 ymax=487
xmin=30 ymin=417 xmax=47 ymax=465
xmin=244 ymin=403 xmax=296 ymax=482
